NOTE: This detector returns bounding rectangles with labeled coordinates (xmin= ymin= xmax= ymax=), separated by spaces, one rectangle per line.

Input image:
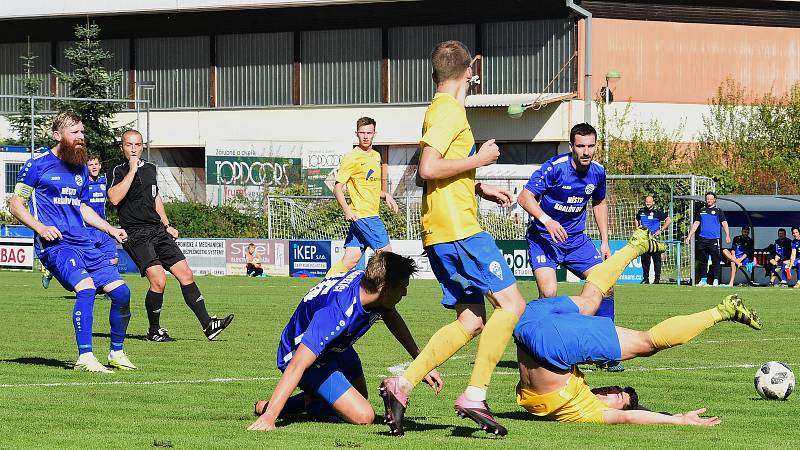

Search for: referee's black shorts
xmin=123 ymin=225 xmax=186 ymax=277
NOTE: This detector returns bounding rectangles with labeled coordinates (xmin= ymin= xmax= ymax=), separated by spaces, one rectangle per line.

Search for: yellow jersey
xmin=516 ymin=368 xmax=611 ymax=424
xmin=335 ymin=146 xmax=382 ymax=218
xmin=419 ymin=92 xmax=483 ymax=246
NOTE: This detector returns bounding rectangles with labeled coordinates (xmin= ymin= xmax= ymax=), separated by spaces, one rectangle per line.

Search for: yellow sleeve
xmin=335 ymin=153 xmax=354 ymax=184
xmin=420 ymin=104 xmax=462 ymax=157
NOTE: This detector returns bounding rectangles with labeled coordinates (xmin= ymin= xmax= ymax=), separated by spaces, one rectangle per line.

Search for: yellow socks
xmin=325 ymin=260 xmax=349 ymax=277
xmin=647 ymin=308 xmax=721 ymax=349
xmin=468 ymin=309 xmax=519 ymax=391
xmin=586 ymin=244 xmax=640 ymax=295
xmin=403 ymin=320 xmax=472 ymax=386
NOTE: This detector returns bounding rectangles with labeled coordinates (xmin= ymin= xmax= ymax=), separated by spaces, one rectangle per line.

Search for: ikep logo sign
xmin=290 ymin=241 xmax=331 ymax=277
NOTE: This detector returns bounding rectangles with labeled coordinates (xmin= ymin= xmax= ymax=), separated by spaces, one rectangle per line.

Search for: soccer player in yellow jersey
xmin=380 ymin=40 xmax=526 ymax=437
xmin=327 ymin=117 xmax=398 ymax=276
xmin=514 ymin=228 xmax=761 ymax=425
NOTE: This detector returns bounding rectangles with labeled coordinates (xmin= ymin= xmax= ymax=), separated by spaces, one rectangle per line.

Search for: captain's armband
xmin=13 ymin=183 xmax=33 ymax=201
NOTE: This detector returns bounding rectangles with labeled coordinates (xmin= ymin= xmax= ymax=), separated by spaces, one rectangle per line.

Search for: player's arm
xmin=7 ymin=186 xmax=62 ymax=241
xmin=721 ymin=220 xmax=731 ymax=243
xmin=603 ymin=407 xmax=720 ymax=426
xmin=248 ymin=344 xmax=318 ymax=431
xmin=382 ymin=308 xmax=443 ymax=393
xmin=333 ymin=182 xmax=357 ymax=222
xmin=655 ymin=215 xmax=673 ymax=237
xmin=592 ymin=198 xmax=611 ymax=259
xmin=684 ymin=220 xmax=700 ymax=245
xmin=80 ymin=203 xmax=127 ymax=243
xmin=107 ymin=156 xmax=139 ymax=206
xmin=380 ymin=160 xmax=399 ymax=213
xmin=475 ymin=182 xmax=512 ymax=208
xmin=154 ymin=194 xmax=179 ymax=239
xmin=417 ymin=139 xmax=498 ymax=180
xmin=518 ymin=187 xmax=567 ymax=243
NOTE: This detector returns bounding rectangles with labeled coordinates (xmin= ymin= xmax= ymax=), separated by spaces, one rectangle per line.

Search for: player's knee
xmin=459 ymin=315 xmax=484 ymax=336
xmin=348 ymin=407 xmax=375 ymax=425
xmin=149 ymin=275 xmax=167 ymax=292
xmin=108 ymin=283 xmax=131 ymax=306
xmin=538 ymin=285 xmax=558 ymax=298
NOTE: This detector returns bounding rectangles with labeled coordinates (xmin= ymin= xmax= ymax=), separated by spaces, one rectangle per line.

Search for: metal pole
xmin=29 ymin=96 xmax=35 ymax=157
xmin=676 ymin=241 xmax=682 ymax=285
xmin=267 ymin=195 xmax=273 ymax=240
xmin=603 ymin=83 xmax=609 ymax=165
xmin=145 ymin=100 xmax=151 ymax=161
xmin=405 ymin=193 xmax=411 ymax=240
xmin=689 ymin=175 xmax=696 ymax=285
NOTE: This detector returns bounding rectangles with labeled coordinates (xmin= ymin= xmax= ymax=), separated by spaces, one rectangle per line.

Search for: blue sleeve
xmin=592 ymin=168 xmax=606 ymax=201
xmin=15 ymin=158 xmax=39 ymax=187
xmin=79 ymin=165 xmax=91 ymax=202
xmin=524 ymin=161 xmax=553 ymax=196
xmin=299 ymin=306 xmax=348 ymax=357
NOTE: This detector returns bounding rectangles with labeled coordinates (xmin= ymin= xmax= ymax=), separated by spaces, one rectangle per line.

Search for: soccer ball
xmin=754 ymin=361 xmax=795 ymax=400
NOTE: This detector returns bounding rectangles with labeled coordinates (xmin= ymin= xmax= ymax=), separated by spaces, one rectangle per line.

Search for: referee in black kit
xmin=108 ymin=130 xmax=233 ymax=342
xmin=684 ymin=192 xmax=731 ymax=286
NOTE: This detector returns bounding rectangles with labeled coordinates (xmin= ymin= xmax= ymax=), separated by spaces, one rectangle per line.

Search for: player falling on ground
xmin=41 ymin=154 xmax=119 ymax=289
xmin=107 ymin=130 xmax=233 ymax=342
xmin=8 ymin=112 xmax=135 ymax=372
xmin=248 ymin=252 xmax=442 ymax=431
xmin=514 ymin=227 xmax=762 ymax=424
xmin=379 ymin=40 xmax=526 ymax=437
xmin=326 ymin=117 xmax=398 ymax=276
xmin=517 ymin=123 xmax=623 ymax=372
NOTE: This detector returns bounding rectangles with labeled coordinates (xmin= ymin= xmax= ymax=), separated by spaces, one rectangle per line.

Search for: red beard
xmin=59 ymin=139 xmax=88 ymax=167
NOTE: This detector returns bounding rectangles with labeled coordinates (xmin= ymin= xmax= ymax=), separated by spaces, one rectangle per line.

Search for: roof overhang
xmin=464 ymin=92 xmax=575 ymax=108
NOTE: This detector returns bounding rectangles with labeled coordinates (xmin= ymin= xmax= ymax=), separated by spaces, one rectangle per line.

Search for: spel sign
xmin=0 ymin=238 xmax=34 ymax=270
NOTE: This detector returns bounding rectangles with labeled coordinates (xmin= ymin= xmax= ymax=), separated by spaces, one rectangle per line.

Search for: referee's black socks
xmin=180 ymin=282 xmax=212 ymax=328
xmin=145 ymin=290 xmax=164 ymax=332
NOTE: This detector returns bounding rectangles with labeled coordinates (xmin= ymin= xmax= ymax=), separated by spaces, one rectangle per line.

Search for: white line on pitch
xmin=0 ymin=376 xmax=279 ymax=389
xmin=696 ymin=337 xmax=800 ymax=344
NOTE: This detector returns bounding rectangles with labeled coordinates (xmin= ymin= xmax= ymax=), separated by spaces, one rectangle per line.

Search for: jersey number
xmin=536 ymin=255 xmax=546 ymax=263
xmin=301 ymin=276 xmax=340 ymax=303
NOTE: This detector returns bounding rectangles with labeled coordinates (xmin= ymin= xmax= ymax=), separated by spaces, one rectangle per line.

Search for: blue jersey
xmin=276 ymin=271 xmax=384 ymax=371
xmin=15 ymin=151 xmax=93 ymax=256
xmin=792 ymin=239 xmax=800 ymax=260
xmin=731 ymin=235 xmax=753 ymax=260
xmin=636 ymin=207 xmax=667 ymax=234
xmin=524 ymin=154 xmax=606 ymax=237
xmin=697 ymin=206 xmax=726 ymax=240
xmin=775 ymin=238 xmax=792 ymax=259
xmin=83 ymin=175 xmax=108 ymax=220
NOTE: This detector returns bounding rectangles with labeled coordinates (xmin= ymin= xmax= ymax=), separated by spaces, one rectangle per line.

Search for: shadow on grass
xmin=91 ymin=332 xmax=207 ymax=342
xmin=494 ymin=410 xmax=541 ymax=421
xmin=495 ymin=360 xmax=518 ymax=369
xmin=0 ymin=356 xmax=73 ymax=370
xmin=370 ymin=415 xmax=451 ymax=436
xmin=449 ymin=424 xmax=507 ymax=439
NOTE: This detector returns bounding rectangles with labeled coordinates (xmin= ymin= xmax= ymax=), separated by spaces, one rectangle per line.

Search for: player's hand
xmin=247 ymin=415 xmax=277 ymax=432
xmin=725 ymin=235 xmax=731 ymax=244
xmin=128 ymin=153 xmax=140 ymax=172
xmin=477 ymin=183 xmax=512 ymax=208
xmin=166 ymin=225 xmax=179 ymax=240
xmin=422 ymin=369 xmax=443 ymax=394
xmin=653 ymin=229 xmax=662 ymax=237
xmin=36 ymin=225 xmax=62 ymax=241
xmin=384 ymin=194 xmax=399 ymax=213
xmin=474 ymin=139 xmax=500 ymax=167
xmin=683 ymin=237 xmax=691 ymax=246
xmin=111 ymin=227 xmax=128 ymax=244
xmin=600 ymin=241 xmax=612 ymax=260
xmin=676 ymin=408 xmax=721 ymax=426
xmin=344 ymin=210 xmax=359 ymax=222
xmin=544 ymin=219 xmax=567 ymax=243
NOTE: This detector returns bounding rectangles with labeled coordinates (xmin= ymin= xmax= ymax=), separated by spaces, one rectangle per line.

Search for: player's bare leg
xmin=533 ymin=267 xmax=558 ymax=298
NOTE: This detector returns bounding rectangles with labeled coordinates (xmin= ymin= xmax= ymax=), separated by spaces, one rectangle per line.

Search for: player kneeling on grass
xmin=8 ymin=112 xmax=136 ymax=373
xmin=513 ymin=228 xmax=762 ymax=425
xmin=249 ymin=252 xmax=442 ymax=431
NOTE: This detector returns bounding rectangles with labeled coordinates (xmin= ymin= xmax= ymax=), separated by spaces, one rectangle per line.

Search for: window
xmin=5 ymin=162 xmax=24 ymax=194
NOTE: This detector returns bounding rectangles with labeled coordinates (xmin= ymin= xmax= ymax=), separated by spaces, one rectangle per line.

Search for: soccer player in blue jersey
xmin=766 ymin=228 xmax=793 ymax=287
xmin=684 ymin=192 xmax=730 ymax=286
xmin=789 ymin=227 xmax=800 ymax=288
xmin=7 ymin=112 xmax=136 ymax=373
xmin=635 ymin=196 xmax=672 ymax=284
xmin=248 ymin=252 xmax=442 ymax=431
xmin=517 ymin=123 xmax=620 ymax=371
xmin=722 ymin=227 xmax=753 ymax=287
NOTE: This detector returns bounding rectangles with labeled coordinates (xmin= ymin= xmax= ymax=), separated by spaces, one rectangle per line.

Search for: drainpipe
xmin=566 ymin=0 xmax=592 ymax=123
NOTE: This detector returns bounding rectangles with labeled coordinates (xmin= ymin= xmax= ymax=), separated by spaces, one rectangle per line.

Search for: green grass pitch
xmin=0 ymin=271 xmax=798 ymax=449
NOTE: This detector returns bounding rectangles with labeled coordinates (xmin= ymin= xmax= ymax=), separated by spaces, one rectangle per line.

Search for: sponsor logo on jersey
xmin=585 ymin=183 xmax=595 ymax=195
xmin=74 ymin=175 xmax=84 ymax=186
xmin=562 ymin=185 xmax=572 ymax=190
xmin=50 ymin=176 xmax=61 ymax=181
xmin=489 ymin=260 xmax=503 ymax=280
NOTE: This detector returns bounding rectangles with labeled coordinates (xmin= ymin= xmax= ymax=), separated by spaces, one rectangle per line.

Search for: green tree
xmin=52 ymin=22 xmax=125 ymax=163
xmin=5 ymin=43 xmax=51 ymax=148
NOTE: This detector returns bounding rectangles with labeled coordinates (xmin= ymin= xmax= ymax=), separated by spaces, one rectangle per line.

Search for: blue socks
xmin=595 ymin=293 xmax=615 ymax=321
xmin=107 ymin=284 xmax=131 ymax=352
xmin=73 ymin=288 xmax=95 ymax=355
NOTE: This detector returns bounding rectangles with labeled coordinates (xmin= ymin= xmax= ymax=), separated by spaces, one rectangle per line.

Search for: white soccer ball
xmin=754 ymin=361 xmax=795 ymax=400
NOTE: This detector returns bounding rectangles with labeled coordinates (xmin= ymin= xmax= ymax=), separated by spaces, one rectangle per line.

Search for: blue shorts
xmin=40 ymin=244 xmax=123 ymax=292
xmin=91 ymin=228 xmax=119 ymax=262
xmin=426 ymin=232 xmax=516 ymax=309
xmin=527 ymin=232 xmax=602 ymax=276
xmin=513 ymin=296 xmax=621 ymax=371
xmin=344 ymin=217 xmax=390 ymax=251
xmin=297 ymin=347 xmax=363 ymax=406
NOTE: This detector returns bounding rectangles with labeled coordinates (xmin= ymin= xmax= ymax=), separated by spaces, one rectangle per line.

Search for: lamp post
xmin=600 ymin=69 xmax=621 ymax=165
xmin=135 ymin=80 xmax=156 ymax=160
